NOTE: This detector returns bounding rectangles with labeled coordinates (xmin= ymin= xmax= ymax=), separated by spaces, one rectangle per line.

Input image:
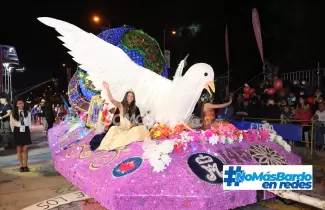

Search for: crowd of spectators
xmin=214 ymin=80 xmax=322 ymax=123
xmin=209 ymin=79 xmax=325 ymax=149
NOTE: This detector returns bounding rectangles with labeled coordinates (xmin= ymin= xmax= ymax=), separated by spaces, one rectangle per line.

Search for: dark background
xmin=0 ymin=0 xmax=324 ymax=96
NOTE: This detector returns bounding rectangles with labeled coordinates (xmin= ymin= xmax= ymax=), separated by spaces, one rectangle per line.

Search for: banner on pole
xmin=164 ymin=50 xmax=170 ymax=68
xmin=252 ymin=8 xmax=264 ymax=63
xmin=225 ymin=25 xmax=229 ymax=68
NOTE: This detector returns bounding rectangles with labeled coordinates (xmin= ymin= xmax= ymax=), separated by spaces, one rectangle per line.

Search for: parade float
xmin=38 ymin=18 xmax=324 ymax=210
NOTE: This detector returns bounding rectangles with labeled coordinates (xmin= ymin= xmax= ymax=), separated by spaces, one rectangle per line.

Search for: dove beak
xmin=204 ymin=80 xmax=215 ymax=96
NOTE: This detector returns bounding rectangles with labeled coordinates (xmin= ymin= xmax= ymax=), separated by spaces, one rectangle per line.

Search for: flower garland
xmin=144 ymin=121 xmax=292 ymax=172
xmin=149 ymin=123 xmax=190 ymax=139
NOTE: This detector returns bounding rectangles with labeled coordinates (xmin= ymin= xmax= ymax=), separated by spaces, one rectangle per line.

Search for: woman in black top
xmin=10 ymin=98 xmax=32 ymax=172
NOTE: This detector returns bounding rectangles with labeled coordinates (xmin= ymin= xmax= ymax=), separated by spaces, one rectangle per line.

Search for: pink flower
xmin=259 ymin=130 xmax=270 ymax=141
xmin=204 ymin=130 xmax=213 ymax=138
xmin=188 ymin=130 xmax=199 ymax=142
xmin=251 ymin=131 xmax=259 ymax=141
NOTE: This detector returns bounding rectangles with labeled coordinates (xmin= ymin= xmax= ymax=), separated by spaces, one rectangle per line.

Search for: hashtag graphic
xmin=224 ymin=166 xmax=244 ymax=186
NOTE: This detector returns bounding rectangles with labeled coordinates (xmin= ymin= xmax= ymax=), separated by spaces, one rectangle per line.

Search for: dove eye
xmin=204 ymin=72 xmax=208 ymax=76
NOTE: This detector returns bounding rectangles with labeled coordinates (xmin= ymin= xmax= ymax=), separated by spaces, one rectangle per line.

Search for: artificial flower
xmin=283 ymin=143 xmax=291 ymax=152
xmin=149 ymin=158 xmax=166 ymax=173
xmin=119 ymin=161 xmax=136 ymax=173
xmin=220 ymin=136 xmax=226 ymax=144
xmin=160 ymin=154 xmax=172 ymax=166
xmin=156 ymin=140 xmax=175 ymax=153
xmin=173 ymin=141 xmax=184 ymax=153
xmin=227 ymin=137 xmax=234 ymax=144
xmin=269 ymin=133 xmax=276 ymax=142
xmin=209 ymin=134 xmax=219 ymax=145
xmin=142 ymin=140 xmax=174 ymax=173
xmin=238 ymin=134 xmax=243 ymax=142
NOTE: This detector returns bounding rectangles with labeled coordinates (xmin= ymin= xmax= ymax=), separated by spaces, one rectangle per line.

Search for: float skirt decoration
xmin=48 ymin=121 xmax=301 ymax=210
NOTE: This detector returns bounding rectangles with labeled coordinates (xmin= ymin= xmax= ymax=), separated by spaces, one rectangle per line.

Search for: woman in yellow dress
xmin=97 ymin=81 xmax=150 ymax=151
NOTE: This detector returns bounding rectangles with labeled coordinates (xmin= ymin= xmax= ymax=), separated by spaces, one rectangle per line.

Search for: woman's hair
xmin=199 ymin=91 xmax=214 ymax=118
xmin=283 ymin=105 xmax=290 ymax=113
xmin=121 ymin=91 xmax=136 ymax=121
xmin=297 ymin=97 xmax=307 ymax=108
xmin=12 ymin=98 xmax=28 ymax=121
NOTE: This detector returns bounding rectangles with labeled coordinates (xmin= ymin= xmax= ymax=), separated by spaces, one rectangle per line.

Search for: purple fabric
xmin=48 ymin=121 xmax=301 ymax=210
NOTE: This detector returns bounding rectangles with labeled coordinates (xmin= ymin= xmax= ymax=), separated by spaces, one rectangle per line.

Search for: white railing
xmin=281 ymin=68 xmax=325 ymax=86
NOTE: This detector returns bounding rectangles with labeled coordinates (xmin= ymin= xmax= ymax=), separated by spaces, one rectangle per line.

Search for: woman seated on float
xmin=201 ymin=92 xmax=233 ymax=130
xmin=96 ymin=81 xmax=149 ymax=151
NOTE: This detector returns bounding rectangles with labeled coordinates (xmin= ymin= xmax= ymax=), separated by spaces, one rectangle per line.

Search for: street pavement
xmin=0 ymin=125 xmax=323 ymax=210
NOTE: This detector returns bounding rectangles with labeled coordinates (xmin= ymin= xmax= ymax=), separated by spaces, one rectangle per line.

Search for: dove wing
xmin=173 ymin=54 xmax=189 ymax=83
xmin=38 ymin=17 xmax=172 ymax=115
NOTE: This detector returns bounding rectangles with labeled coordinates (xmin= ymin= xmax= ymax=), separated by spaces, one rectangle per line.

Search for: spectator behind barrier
xmin=260 ymin=98 xmax=281 ymax=120
xmin=313 ymin=102 xmax=325 ymax=150
xmin=295 ymin=97 xmax=312 ymax=125
xmin=281 ymin=105 xmax=294 ymax=123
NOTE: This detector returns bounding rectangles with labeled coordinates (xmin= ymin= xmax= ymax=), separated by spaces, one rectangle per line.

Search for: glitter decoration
xmin=112 ymin=157 xmax=143 ymax=178
xmin=187 ymin=152 xmax=224 ymax=185
xmin=48 ymin=121 xmax=301 ymax=210
xmin=249 ymin=144 xmax=288 ymax=165
xmin=216 ymin=146 xmax=252 ymax=164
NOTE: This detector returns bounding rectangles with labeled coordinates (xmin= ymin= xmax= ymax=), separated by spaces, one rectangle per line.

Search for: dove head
xmin=183 ymin=63 xmax=215 ymax=96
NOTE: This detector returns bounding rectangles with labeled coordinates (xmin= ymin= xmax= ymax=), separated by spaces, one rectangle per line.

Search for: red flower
xmin=173 ymin=142 xmax=184 ymax=153
xmin=119 ymin=161 xmax=136 ymax=173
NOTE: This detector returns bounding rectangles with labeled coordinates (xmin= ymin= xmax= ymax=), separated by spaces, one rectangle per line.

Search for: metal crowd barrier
xmin=239 ymin=117 xmax=324 ymax=160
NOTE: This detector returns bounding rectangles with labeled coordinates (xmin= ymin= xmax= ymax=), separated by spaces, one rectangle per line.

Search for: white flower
xmin=283 ymin=144 xmax=291 ymax=152
xmin=149 ymin=158 xmax=166 ymax=173
xmin=238 ymin=134 xmax=243 ymax=142
xmin=142 ymin=140 xmax=174 ymax=173
xmin=180 ymin=131 xmax=193 ymax=142
xmin=142 ymin=140 xmax=158 ymax=159
xmin=156 ymin=141 xmax=175 ymax=153
xmin=220 ymin=136 xmax=226 ymax=144
xmin=278 ymin=139 xmax=285 ymax=146
xmin=227 ymin=137 xmax=234 ymax=144
xmin=209 ymin=134 xmax=219 ymax=145
xmin=160 ymin=154 xmax=172 ymax=166
xmin=276 ymin=135 xmax=283 ymax=141
xmin=269 ymin=133 xmax=276 ymax=141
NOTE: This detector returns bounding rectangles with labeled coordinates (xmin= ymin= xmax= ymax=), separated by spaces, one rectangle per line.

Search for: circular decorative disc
xmin=112 ymin=157 xmax=143 ymax=177
xmin=187 ymin=152 xmax=225 ymax=185
xmin=249 ymin=144 xmax=288 ymax=165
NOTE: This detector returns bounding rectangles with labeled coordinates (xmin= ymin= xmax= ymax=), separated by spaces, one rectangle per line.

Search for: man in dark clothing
xmin=0 ymin=96 xmax=12 ymax=149
xmin=260 ymin=98 xmax=281 ymax=121
xmin=247 ymin=97 xmax=261 ymax=118
xmin=43 ymin=100 xmax=55 ymax=132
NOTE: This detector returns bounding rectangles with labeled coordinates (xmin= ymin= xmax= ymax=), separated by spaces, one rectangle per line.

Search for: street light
xmin=62 ymin=63 xmax=66 ymax=67
xmin=92 ymin=15 xmax=111 ymax=29
xmin=93 ymin=16 xmax=100 ymax=23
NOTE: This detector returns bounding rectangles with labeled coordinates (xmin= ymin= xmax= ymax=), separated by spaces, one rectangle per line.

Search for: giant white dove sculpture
xmin=38 ymin=17 xmax=215 ymax=124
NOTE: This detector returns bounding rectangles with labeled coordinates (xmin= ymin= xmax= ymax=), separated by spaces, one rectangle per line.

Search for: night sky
xmin=1 ymin=0 xmax=325 ymax=96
